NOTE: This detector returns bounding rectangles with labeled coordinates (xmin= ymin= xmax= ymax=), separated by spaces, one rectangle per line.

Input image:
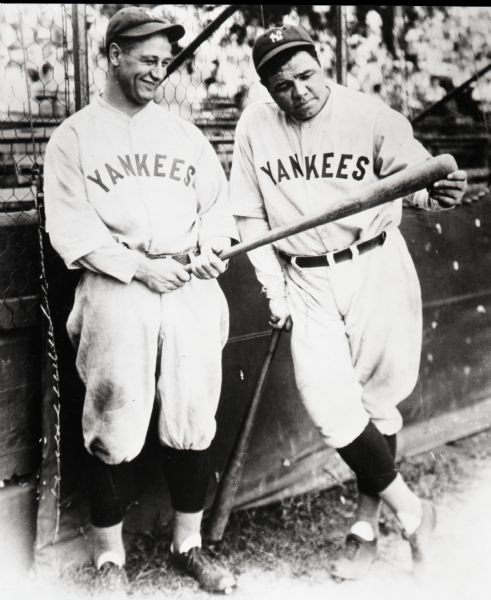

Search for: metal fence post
xmin=335 ymin=6 xmax=347 ymax=85
xmin=72 ymin=4 xmax=90 ymax=111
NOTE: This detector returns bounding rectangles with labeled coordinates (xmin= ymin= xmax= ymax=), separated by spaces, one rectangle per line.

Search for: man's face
xmin=112 ymin=34 xmax=173 ymax=107
xmin=263 ymin=51 xmax=329 ymax=121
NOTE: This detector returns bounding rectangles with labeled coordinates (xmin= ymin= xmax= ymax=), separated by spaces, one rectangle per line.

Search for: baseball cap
xmin=252 ymin=24 xmax=315 ymax=72
xmin=105 ymin=7 xmax=185 ymax=47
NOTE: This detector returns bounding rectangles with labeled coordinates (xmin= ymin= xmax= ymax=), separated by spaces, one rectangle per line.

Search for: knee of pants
xmin=297 ymin=381 xmax=370 ymax=449
xmin=362 ymin=386 xmax=407 ymax=437
xmin=370 ymin=410 xmax=403 ymax=437
xmin=158 ymin=414 xmax=217 ymax=451
xmin=83 ymin=409 xmax=149 ymax=465
xmin=85 ymin=438 xmax=144 ymax=466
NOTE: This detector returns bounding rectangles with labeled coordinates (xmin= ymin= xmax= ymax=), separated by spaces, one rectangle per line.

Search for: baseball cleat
xmin=92 ymin=561 xmax=129 ymax=599
xmin=171 ymin=546 xmax=237 ymax=594
xmin=402 ymin=500 xmax=437 ymax=568
xmin=331 ymin=533 xmax=378 ymax=581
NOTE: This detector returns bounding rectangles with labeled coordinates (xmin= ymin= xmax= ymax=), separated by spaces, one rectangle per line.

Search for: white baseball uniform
xmin=44 ymin=97 xmax=237 ymax=464
xmin=230 ymin=82 xmax=445 ymax=448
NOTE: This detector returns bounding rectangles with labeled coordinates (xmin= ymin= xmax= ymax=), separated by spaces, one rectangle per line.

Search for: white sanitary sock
xmin=171 ymin=532 xmax=202 ymax=554
xmin=397 ymin=509 xmax=423 ymax=534
xmin=92 ymin=522 xmax=125 ymax=569
xmin=350 ymin=521 xmax=376 ymax=541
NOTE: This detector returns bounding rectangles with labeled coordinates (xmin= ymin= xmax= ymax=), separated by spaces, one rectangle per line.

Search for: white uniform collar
xmin=95 ymin=95 xmax=157 ymax=123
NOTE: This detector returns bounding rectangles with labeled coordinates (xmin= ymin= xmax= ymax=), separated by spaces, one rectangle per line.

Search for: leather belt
xmin=145 ymin=252 xmax=191 ymax=265
xmin=120 ymin=240 xmax=193 ymax=265
xmin=278 ymin=231 xmax=387 ymax=268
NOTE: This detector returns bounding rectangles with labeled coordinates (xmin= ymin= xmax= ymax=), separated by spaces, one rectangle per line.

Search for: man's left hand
xmin=428 ymin=169 xmax=468 ymax=208
xmin=190 ymin=237 xmax=232 ymax=280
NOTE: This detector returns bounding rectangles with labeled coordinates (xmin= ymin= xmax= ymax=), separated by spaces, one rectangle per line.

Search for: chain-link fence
xmin=3 ymin=5 xmax=491 ymax=182
xmin=0 ymin=5 xmax=71 ymax=487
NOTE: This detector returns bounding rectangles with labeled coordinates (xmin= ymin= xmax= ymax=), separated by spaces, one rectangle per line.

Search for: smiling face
xmin=263 ymin=50 xmax=329 ymax=121
xmin=109 ymin=34 xmax=173 ymax=109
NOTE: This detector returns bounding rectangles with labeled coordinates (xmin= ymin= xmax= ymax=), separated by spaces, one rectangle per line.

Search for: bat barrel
xmin=223 ymin=153 xmax=458 ymax=260
xmin=207 ymin=329 xmax=283 ymax=542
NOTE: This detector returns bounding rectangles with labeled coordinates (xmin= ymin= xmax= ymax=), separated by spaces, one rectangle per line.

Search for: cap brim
xmin=257 ymin=40 xmax=314 ymax=71
xmin=115 ymin=22 xmax=185 ymax=43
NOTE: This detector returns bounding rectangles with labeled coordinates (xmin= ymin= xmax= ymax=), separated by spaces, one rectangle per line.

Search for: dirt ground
xmin=227 ymin=438 xmax=491 ymax=600
xmin=5 ymin=427 xmax=491 ymax=600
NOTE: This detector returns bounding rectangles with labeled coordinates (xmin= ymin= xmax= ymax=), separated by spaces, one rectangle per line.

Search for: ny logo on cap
xmin=270 ymin=30 xmax=283 ymax=43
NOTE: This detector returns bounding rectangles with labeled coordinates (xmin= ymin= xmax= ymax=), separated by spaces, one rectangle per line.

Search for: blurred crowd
xmin=1 ymin=4 xmax=491 ymax=122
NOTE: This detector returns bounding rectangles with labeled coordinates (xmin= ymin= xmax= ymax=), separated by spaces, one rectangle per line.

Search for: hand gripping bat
xmin=187 ymin=154 xmax=458 ymax=269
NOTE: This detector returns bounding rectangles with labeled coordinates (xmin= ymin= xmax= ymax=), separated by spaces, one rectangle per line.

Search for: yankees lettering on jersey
xmin=44 ymin=97 xmax=236 ymax=271
xmin=87 ymin=153 xmax=196 ymax=192
xmin=259 ymin=152 xmax=370 ymax=185
xmin=230 ymin=82 xmax=431 ymax=255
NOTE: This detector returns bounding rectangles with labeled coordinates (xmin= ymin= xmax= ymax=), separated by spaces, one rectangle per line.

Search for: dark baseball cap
xmin=105 ymin=7 xmax=185 ymax=47
xmin=253 ymin=24 xmax=316 ymax=72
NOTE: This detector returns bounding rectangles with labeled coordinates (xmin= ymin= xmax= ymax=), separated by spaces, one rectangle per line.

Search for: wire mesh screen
xmin=84 ymin=5 xmax=491 ymax=116
xmin=0 ymin=4 xmax=70 ymax=483
xmin=84 ymin=5 xmax=491 ymax=179
xmin=3 ymin=6 xmax=491 ymax=184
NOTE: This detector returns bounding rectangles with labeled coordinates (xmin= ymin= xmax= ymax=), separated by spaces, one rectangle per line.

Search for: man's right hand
xmin=134 ymin=257 xmax=191 ymax=293
xmin=269 ymin=297 xmax=292 ymax=330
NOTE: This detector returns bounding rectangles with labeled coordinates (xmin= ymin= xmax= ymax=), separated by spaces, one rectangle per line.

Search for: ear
xmin=108 ymin=42 xmax=122 ymax=67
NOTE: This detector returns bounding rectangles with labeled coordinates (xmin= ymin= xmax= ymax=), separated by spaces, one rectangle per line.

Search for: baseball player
xmin=43 ymin=7 xmax=237 ymax=596
xmin=230 ymin=25 xmax=467 ymax=580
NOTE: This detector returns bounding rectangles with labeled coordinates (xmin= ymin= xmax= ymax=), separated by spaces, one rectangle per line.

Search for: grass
xmin=62 ymin=428 xmax=491 ymax=598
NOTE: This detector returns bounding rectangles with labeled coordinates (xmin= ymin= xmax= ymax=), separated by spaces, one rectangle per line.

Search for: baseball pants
xmin=67 ymin=271 xmax=229 ymax=464
xmin=284 ymin=227 xmax=422 ymax=448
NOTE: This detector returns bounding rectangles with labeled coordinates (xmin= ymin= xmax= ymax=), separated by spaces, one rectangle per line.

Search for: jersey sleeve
xmin=373 ymin=107 xmax=430 ymax=176
xmin=74 ymin=246 xmax=142 ymax=284
xmin=229 ymin=114 xmax=268 ymax=219
xmin=372 ymin=107 xmax=448 ymax=210
xmin=236 ymin=216 xmax=288 ymax=300
xmin=193 ymin=135 xmax=238 ymax=246
xmin=43 ymin=124 xmax=141 ymax=282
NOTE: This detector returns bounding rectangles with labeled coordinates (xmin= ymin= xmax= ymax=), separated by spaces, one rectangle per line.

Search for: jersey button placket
xmin=129 ymin=120 xmax=153 ymax=253
xmin=301 ymin=119 xmax=330 ymax=253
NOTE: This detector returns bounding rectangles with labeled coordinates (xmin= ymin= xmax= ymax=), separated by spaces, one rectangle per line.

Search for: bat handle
xmin=206 ymin=328 xmax=283 ymax=542
xmin=183 ymin=247 xmax=230 ymax=274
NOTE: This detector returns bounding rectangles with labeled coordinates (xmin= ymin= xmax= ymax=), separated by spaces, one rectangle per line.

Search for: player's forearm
xmin=373 ymin=110 xmax=457 ymax=212
xmin=75 ymin=245 xmax=142 ymax=283
xmin=236 ymin=216 xmax=287 ymax=299
xmin=406 ymin=187 xmax=457 ymax=211
xmin=133 ymin=255 xmax=161 ymax=287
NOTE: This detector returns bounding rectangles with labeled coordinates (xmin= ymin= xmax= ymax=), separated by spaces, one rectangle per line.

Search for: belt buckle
xmin=325 ymin=252 xmax=336 ymax=268
xmin=350 ymin=244 xmax=359 ymax=260
xmin=332 ymin=244 xmax=357 ymax=264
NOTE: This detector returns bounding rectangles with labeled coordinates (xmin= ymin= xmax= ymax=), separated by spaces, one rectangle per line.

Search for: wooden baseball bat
xmin=186 ymin=153 xmax=457 ymax=269
xmin=204 ymin=154 xmax=457 ymax=542
xmin=207 ymin=328 xmax=283 ymax=542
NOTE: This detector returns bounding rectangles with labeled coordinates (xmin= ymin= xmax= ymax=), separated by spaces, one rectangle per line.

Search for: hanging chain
xmin=18 ymin=4 xmax=62 ymax=545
